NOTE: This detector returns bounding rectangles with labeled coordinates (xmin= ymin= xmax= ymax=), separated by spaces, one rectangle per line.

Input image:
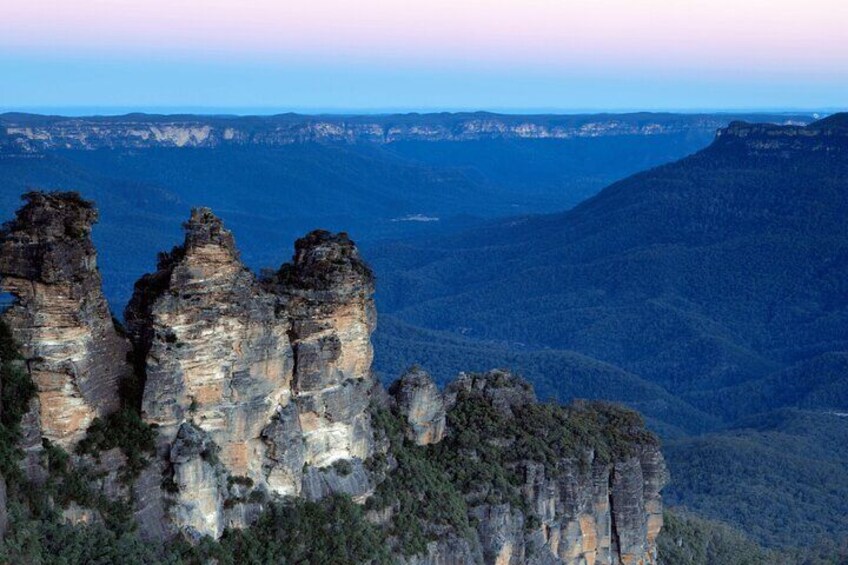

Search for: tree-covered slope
xmin=367 ymin=116 xmax=848 ymax=552
xmin=370 ymin=115 xmax=848 ymax=415
xmin=663 ymin=410 xmax=848 ymax=548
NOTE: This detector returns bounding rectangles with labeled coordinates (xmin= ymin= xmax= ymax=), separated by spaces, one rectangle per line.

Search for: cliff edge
xmin=0 ymin=192 xmax=667 ymax=563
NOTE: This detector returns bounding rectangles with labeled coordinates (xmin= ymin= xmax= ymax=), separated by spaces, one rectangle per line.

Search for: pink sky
xmin=4 ymin=0 xmax=847 ymax=74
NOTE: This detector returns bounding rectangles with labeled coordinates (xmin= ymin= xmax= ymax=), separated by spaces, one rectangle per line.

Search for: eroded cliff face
xmin=0 ymin=114 xmax=805 ymax=152
xmin=390 ymin=370 xmax=668 ymax=565
xmin=125 ymin=212 xmax=376 ymax=538
xmin=0 ymin=192 xmax=130 ymax=450
xmin=0 ymin=193 xmax=667 ymax=562
xmin=714 ymin=117 xmax=848 ymax=158
xmin=124 ymin=208 xmax=296 ymax=537
xmin=265 ymin=230 xmax=377 ymax=501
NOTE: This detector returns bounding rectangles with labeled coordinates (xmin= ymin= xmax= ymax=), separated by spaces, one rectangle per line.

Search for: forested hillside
xmin=367 ymin=115 xmax=848 ymax=549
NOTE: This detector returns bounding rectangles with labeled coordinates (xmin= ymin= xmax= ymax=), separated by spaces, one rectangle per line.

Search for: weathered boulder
xmin=0 ymin=192 xmax=130 ymax=450
xmin=389 ymin=367 xmax=446 ymax=445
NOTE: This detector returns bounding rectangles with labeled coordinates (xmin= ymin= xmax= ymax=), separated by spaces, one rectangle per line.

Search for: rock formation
xmin=0 ymin=114 xmax=809 ymax=152
xmin=125 ymin=208 xmax=294 ymax=538
xmin=126 ymin=213 xmax=376 ymax=537
xmin=267 ymin=230 xmax=376 ymax=481
xmin=125 ymin=207 xmax=293 ymax=474
xmin=0 ymin=192 xmax=130 ymax=450
xmin=0 ymin=193 xmax=667 ymax=562
xmin=389 ymin=366 xmax=446 ymax=445
xmin=408 ymin=370 xmax=669 ymax=565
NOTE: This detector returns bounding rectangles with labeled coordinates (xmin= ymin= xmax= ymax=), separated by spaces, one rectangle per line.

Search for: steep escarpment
xmin=713 ymin=116 xmax=848 ymax=158
xmin=0 ymin=192 xmax=131 ymax=450
xmin=0 ymin=112 xmax=811 ymax=151
xmin=0 ymin=192 xmax=667 ymax=563
xmin=373 ymin=369 xmax=667 ymax=565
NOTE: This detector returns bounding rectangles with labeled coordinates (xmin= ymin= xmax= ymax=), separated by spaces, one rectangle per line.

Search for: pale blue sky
xmin=2 ymin=0 xmax=847 ymax=113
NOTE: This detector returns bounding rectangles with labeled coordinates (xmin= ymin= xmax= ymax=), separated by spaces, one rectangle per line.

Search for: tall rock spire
xmin=126 ymin=207 xmax=295 ymax=538
xmin=0 ymin=191 xmax=130 ymax=449
xmin=266 ymin=230 xmax=377 ymax=500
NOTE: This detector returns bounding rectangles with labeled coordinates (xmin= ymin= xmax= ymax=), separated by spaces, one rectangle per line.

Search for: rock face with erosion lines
xmin=0 ymin=192 xmax=667 ymax=563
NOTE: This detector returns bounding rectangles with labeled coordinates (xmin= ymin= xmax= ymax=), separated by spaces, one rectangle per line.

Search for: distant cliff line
xmin=0 ymin=111 xmax=813 ymax=151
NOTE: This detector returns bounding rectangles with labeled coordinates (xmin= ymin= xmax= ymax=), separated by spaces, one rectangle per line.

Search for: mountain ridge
xmin=0 ymin=111 xmax=814 ymax=151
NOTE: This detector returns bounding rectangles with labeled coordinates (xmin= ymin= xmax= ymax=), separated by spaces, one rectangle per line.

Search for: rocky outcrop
xmin=0 ymin=194 xmax=668 ymax=560
xmin=126 ymin=213 xmax=377 ymax=537
xmin=0 ymin=192 xmax=130 ymax=450
xmin=436 ymin=371 xmax=669 ymax=565
xmin=389 ymin=367 xmax=446 ymax=445
xmin=125 ymin=208 xmax=296 ymax=537
xmin=714 ymin=117 xmax=848 ymax=157
xmin=126 ymin=208 xmax=293 ymax=474
xmin=266 ymin=230 xmax=376 ymax=490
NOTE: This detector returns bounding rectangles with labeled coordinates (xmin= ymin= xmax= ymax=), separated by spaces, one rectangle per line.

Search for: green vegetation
xmin=0 ymin=320 xmax=37 ymax=484
xmin=663 ymin=410 xmax=848 ymax=548
xmin=40 ymin=439 xmax=136 ymax=534
xmin=208 ymin=495 xmax=390 ymax=565
xmin=1 ymin=495 xmax=389 ymax=565
xmin=431 ymin=386 xmax=656 ymax=509
xmin=658 ymin=510 xmax=848 ymax=565
xmin=0 ymin=517 xmax=165 ymax=565
xmin=658 ymin=510 xmax=778 ymax=564
xmin=330 ymin=458 xmax=353 ymax=476
xmin=368 ymin=119 xmax=848 ymax=553
xmin=75 ymin=408 xmax=157 ymax=482
xmin=367 ymin=404 xmax=472 ymax=554
xmin=364 ymin=382 xmax=659 ymax=556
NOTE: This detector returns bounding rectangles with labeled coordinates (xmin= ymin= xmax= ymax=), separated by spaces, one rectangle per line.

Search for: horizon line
xmin=0 ymin=106 xmax=838 ymax=118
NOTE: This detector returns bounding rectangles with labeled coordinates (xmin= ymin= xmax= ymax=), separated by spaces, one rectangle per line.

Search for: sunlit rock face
xmin=125 ymin=208 xmax=297 ymax=537
xmin=0 ymin=192 xmax=129 ymax=450
xmin=126 ymin=208 xmax=293 ymax=474
xmin=265 ymin=230 xmax=377 ymax=499
xmin=389 ymin=366 xmax=446 ymax=446
xmin=126 ymin=214 xmax=377 ymax=537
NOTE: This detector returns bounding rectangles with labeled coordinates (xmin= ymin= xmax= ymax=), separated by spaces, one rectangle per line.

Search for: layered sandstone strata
xmin=264 ymin=230 xmax=377 ymax=501
xmin=0 ymin=192 xmax=130 ymax=450
xmin=126 ymin=213 xmax=377 ymax=536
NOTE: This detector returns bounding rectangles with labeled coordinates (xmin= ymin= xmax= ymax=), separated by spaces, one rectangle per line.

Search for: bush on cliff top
xmin=432 ymin=384 xmax=658 ymax=508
